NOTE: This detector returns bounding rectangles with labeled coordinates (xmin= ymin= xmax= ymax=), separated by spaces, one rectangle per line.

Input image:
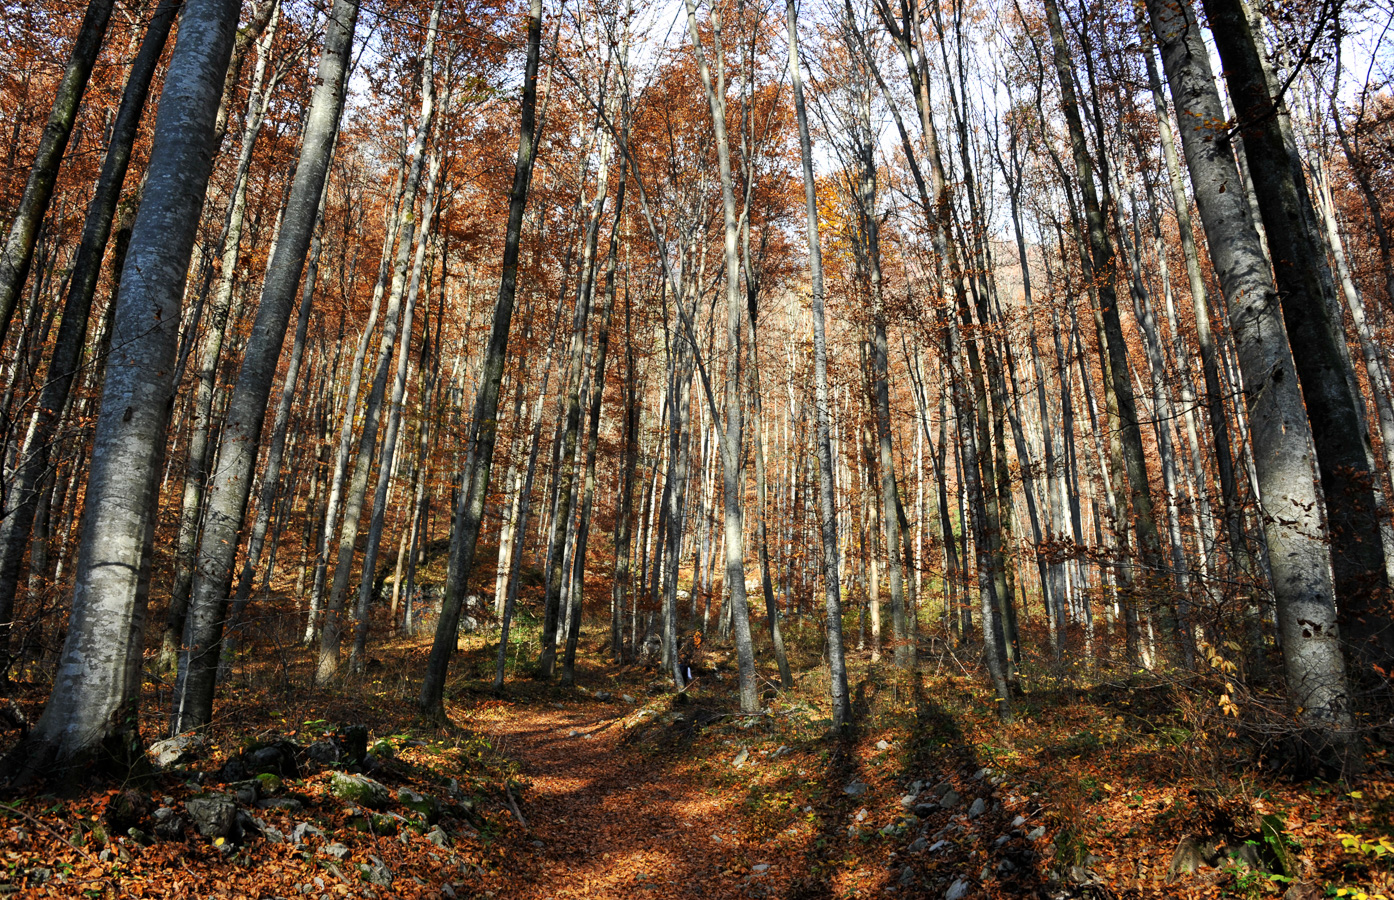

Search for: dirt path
xmin=476 ymin=697 xmax=806 ymax=900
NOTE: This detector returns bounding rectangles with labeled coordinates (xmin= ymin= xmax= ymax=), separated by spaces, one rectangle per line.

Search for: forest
xmin=0 ymin=0 xmax=1393 ymax=896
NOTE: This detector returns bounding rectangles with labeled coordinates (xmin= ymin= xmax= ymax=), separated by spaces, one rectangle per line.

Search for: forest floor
xmin=1 ymin=602 xmax=1393 ymax=899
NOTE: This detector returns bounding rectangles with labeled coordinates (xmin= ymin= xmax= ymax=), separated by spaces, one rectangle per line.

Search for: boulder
xmin=945 ymin=878 xmax=970 ymax=900
xmin=968 ymin=798 xmax=986 ymax=819
xmin=185 ymin=795 xmax=239 ymax=842
xmin=1168 ymin=835 xmax=1221 ymax=881
xmin=397 ymin=789 xmax=441 ymax=825
xmin=151 ymin=807 xmax=185 ymax=841
xmin=245 ymin=740 xmax=301 ymax=778
xmin=148 ymin=733 xmax=206 ymax=768
xmin=331 ymin=772 xmax=391 ymax=809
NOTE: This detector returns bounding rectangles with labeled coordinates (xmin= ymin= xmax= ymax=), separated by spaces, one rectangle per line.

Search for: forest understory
xmin=0 ymin=577 xmax=1391 ymax=900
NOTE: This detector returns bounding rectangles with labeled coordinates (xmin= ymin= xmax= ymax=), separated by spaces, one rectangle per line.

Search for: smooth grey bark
xmin=419 ymin=0 xmax=542 ymax=719
xmin=163 ymin=6 xmax=283 ymax=671
xmin=1147 ymin=0 xmax=1352 ymax=737
xmin=2 ymin=0 xmax=241 ymax=778
xmin=223 ymin=175 xmax=330 ymax=662
xmin=540 ymin=130 xmax=609 ymax=680
xmin=562 ymin=144 xmax=627 ymax=685
xmin=320 ymin=6 xmax=439 ymax=681
xmin=1202 ymin=0 xmax=1393 ymax=679
xmin=351 ymin=148 xmax=442 ymax=673
xmin=170 ymin=0 xmax=362 ymax=734
xmin=0 ymin=0 xmax=115 ymax=349
xmin=0 ymin=0 xmax=178 ymax=676
xmin=682 ymin=0 xmax=757 ymax=712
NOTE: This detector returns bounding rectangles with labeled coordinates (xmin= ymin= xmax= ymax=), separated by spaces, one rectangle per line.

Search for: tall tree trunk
xmin=0 ymin=0 xmax=177 ymax=676
xmin=2 ymin=0 xmax=241 ymax=778
xmin=0 ymin=0 xmax=115 ymax=347
xmin=170 ymin=0 xmax=362 ymax=733
xmin=419 ymin=0 xmax=543 ymax=719
xmin=1148 ymin=0 xmax=1354 ymax=746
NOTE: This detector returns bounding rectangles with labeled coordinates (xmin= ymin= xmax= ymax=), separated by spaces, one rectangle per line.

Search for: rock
xmin=246 ymin=740 xmax=301 ymax=777
xmin=217 ymin=755 xmax=252 ymax=783
xmin=324 ymin=843 xmax=351 ymax=860
xmin=369 ymin=738 xmax=396 ymax=759
xmin=844 ymin=780 xmax=869 ymax=797
xmin=1027 ymin=826 xmax=1046 ymax=841
xmin=229 ymin=780 xmax=262 ymax=806
xmin=855 ymin=808 xmax=867 ymax=822
xmin=360 ymin=857 xmax=393 ymax=888
xmin=1168 ymin=835 xmax=1220 ymax=881
xmin=997 ymin=859 xmax=1016 ymax=875
xmin=337 ymin=725 xmax=369 ymax=763
xmin=908 ymin=836 xmax=928 ymax=853
xmin=1228 ymin=842 xmax=1263 ymax=871
xmin=290 ymin=822 xmax=324 ymax=845
xmin=331 ymin=772 xmax=390 ymax=809
xmin=1011 ymin=815 xmax=1026 ymax=828
xmin=914 ymin=803 xmax=939 ymax=817
xmin=127 ymin=827 xmax=154 ymax=846
xmin=151 ymin=807 xmax=185 ymax=840
xmin=426 ymin=826 xmax=449 ymax=848
xmin=368 ymin=813 xmax=400 ymax=836
xmin=929 ymin=840 xmax=950 ymax=853
xmin=753 ymin=864 xmax=771 ymax=874
xmin=262 ymin=824 xmax=285 ymax=844
xmin=258 ymin=797 xmax=304 ymax=813
xmin=255 ymin=773 xmax=285 ymax=795
xmin=972 ymin=768 xmax=990 ymax=781
xmin=397 ymin=789 xmax=441 ymax=825
xmin=149 ymin=734 xmax=206 ymax=768
xmin=186 ymin=795 xmax=239 ymax=841
xmin=1069 ymin=865 xmax=1092 ymax=884
xmin=104 ymin=789 xmax=151 ymax=833
xmin=306 ymin=740 xmax=341 ymax=765
xmin=968 ymin=798 xmax=986 ymax=819
xmin=945 ymin=877 xmax=971 ymax=900
xmin=621 ymin=694 xmax=636 ymax=704
xmin=732 ymin=749 xmax=749 ymax=767
xmin=900 ymin=793 xmax=919 ymax=808
xmin=595 ymin=691 xmax=612 ymax=701
xmin=939 ymin=791 xmax=961 ymax=809
xmin=899 ymin=866 xmax=916 ymax=887
xmin=995 ymin=835 xmax=1010 ymax=848
xmin=876 ymin=740 xmax=891 ymax=751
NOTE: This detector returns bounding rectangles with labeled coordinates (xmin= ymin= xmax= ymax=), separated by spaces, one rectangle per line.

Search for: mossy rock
xmin=330 ymin=772 xmax=390 ymax=809
xmin=397 ymin=789 xmax=441 ymax=825
xmin=369 ymin=813 xmax=399 ymax=836
xmin=255 ymin=773 xmax=284 ymax=796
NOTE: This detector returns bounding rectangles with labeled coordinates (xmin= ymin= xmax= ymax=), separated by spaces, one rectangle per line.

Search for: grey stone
xmin=149 ymin=734 xmax=206 ymax=768
xmin=877 ymin=740 xmax=892 ymax=751
xmin=330 ymin=772 xmax=390 ymax=809
xmin=324 ymin=843 xmax=351 ymax=860
xmin=752 ymin=864 xmax=771 ymax=874
xmin=929 ymin=840 xmax=950 ymax=853
xmin=622 ymin=695 xmax=636 ymax=704
xmin=397 ymin=789 xmax=442 ymax=825
xmin=291 ymin=822 xmax=325 ymax=844
xmin=186 ymin=795 xmax=238 ymax=841
xmin=595 ymin=691 xmax=612 ymax=701
xmin=1011 ymin=815 xmax=1026 ymax=828
xmin=997 ymin=859 xmax=1016 ymax=874
xmin=307 ymin=741 xmax=341 ymax=765
xmin=914 ymin=804 xmax=939 ymax=818
xmin=151 ymin=807 xmax=184 ymax=840
xmin=844 ymin=780 xmax=869 ymax=797
xmin=259 ymin=798 xmax=305 ymax=813
xmin=1168 ymin=835 xmax=1220 ymax=881
xmin=899 ymin=866 xmax=915 ymax=886
xmin=732 ymin=749 xmax=749 ymax=767
xmin=972 ymin=768 xmax=990 ymax=781
xmin=426 ymin=826 xmax=449 ymax=848
xmin=359 ymin=858 xmax=392 ymax=887
xmin=995 ymin=835 xmax=1010 ymax=848
xmin=1027 ymin=826 xmax=1046 ymax=841
xmin=900 ymin=794 xmax=919 ymax=808
xmin=230 ymin=780 xmax=262 ymax=806
xmin=945 ymin=878 xmax=971 ymax=900
xmin=908 ymin=837 xmax=928 ymax=853
xmin=968 ymin=798 xmax=986 ymax=819
xmin=939 ymin=791 xmax=961 ymax=809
